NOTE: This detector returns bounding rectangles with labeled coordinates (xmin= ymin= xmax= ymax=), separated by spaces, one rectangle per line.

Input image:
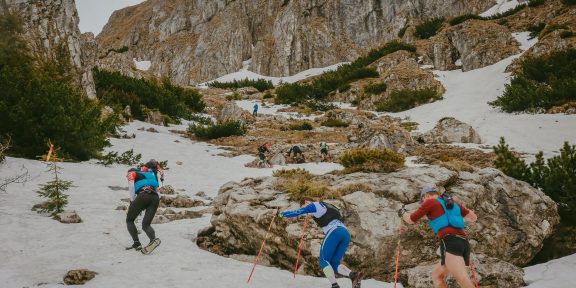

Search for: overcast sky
xmin=76 ymin=0 xmax=146 ymax=35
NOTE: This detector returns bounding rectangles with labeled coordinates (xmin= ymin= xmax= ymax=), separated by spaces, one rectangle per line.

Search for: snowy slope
xmin=524 ymin=253 xmax=576 ymax=287
xmin=200 ymin=59 xmax=348 ymax=87
xmin=388 ymin=32 xmax=576 ymax=158
xmin=480 ymin=0 xmax=523 ymax=17
xmin=0 ymin=121 xmax=398 ymax=288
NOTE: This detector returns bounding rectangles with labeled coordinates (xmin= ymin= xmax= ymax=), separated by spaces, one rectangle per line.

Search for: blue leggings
xmin=319 ymin=226 xmax=350 ymax=269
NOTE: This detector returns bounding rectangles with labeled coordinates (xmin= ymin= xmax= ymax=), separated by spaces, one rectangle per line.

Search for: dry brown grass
xmin=409 ymin=144 xmax=496 ymax=169
xmin=333 ymin=183 xmax=374 ymax=197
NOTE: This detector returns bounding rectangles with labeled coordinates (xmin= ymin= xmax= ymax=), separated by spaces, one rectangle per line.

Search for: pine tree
xmin=36 ymin=143 xmax=72 ymax=216
xmin=493 ymin=137 xmax=531 ymax=183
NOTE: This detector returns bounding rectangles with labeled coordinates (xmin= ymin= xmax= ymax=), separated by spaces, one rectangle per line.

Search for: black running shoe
xmin=331 ymin=283 xmax=340 ymax=288
xmin=350 ymin=271 xmax=362 ymax=288
xmin=126 ymin=241 xmax=142 ymax=251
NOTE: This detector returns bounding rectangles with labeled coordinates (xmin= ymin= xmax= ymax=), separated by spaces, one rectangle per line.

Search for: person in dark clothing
xmin=257 ymin=143 xmax=271 ymax=167
xmin=126 ymin=161 xmax=161 ymax=252
xmin=287 ymin=145 xmax=305 ymax=162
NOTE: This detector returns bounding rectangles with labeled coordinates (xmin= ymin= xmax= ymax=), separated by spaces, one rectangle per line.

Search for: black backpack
xmin=313 ymin=201 xmax=343 ymax=227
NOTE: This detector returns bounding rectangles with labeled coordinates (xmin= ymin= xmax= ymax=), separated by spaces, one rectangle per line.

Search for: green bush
xmin=494 ymin=138 xmax=576 ymax=225
xmin=561 ymin=0 xmax=576 ymax=5
xmin=376 ymin=88 xmax=442 ymax=112
xmin=263 ymin=91 xmax=274 ymax=99
xmin=97 ymin=149 xmax=142 ymax=167
xmin=188 ymin=120 xmax=247 ymax=140
xmin=483 ymin=4 xmax=527 ymax=20
xmin=304 ymin=100 xmax=338 ymax=112
xmin=415 ymin=18 xmax=444 ymax=39
xmin=275 ymin=41 xmax=416 ymax=106
xmin=288 ymin=121 xmax=314 ymax=131
xmin=338 ymin=148 xmax=404 ymax=174
xmin=225 ymin=92 xmax=242 ymax=101
xmin=94 ymin=69 xmax=205 ymax=121
xmin=449 ymin=14 xmax=483 ymax=26
xmin=560 ymin=30 xmax=574 ymax=38
xmin=321 ymin=119 xmax=349 ymax=128
xmin=273 ymin=168 xmax=311 ymax=178
xmin=489 ymin=49 xmax=576 ymax=112
xmin=189 ymin=113 xmax=214 ymax=125
xmin=209 ymin=78 xmax=273 ymax=92
xmin=398 ymin=26 xmax=408 ymax=38
xmin=528 ymin=0 xmax=545 ymax=7
xmin=528 ymin=22 xmax=546 ymax=39
xmin=364 ymin=82 xmax=387 ymax=95
xmin=0 ymin=14 xmax=116 ymax=160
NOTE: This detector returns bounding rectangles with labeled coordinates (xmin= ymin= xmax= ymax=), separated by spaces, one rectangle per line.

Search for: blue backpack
xmin=428 ymin=198 xmax=465 ymax=234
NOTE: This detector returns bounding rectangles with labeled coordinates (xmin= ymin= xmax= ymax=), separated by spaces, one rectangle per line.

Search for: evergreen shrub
xmin=188 ymin=120 xmax=246 ymax=140
xmin=415 ymin=18 xmax=444 ymax=39
xmin=288 ymin=121 xmax=314 ymax=131
xmin=449 ymin=14 xmax=483 ymax=26
xmin=0 ymin=14 xmax=116 ymax=160
xmin=321 ymin=119 xmax=349 ymax=128
xmin=494 ymin=138 xmax=576 ymax=225
xmin=489 ymin=49 xmax=576 ymax=112
xmin=209 ymin=78 xmax=273 ymax=92
xmin=376 ymin=88 xmax=442 ymax=112
xmin=94 ymin=69 xmax=205 ymax=121
xmin=364 ymin=82 xmax=387 ymax=95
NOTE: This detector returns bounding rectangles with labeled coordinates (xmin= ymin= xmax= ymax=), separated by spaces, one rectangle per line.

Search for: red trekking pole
xmin=247 ymin=213 xmax=277 ymax=283
xmin=469 ymin=256 xmax=479 ymax=288
xmin=393 ymin=216 xmax=404 ymax=288
xmin=293 ymin=216 xmax=309 ymax=278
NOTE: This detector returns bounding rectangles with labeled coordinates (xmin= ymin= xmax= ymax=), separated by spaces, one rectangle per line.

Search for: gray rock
xmin=63 ymin=269 xmax=97 ymax=285
xmin=269 ymin=153 xmax=287 ymax=166
xmin=56 ymin=210 xmax=82 ymax=224
xmin=423 ymin=117 xmax=481 ymax=144
xmin=197 ymin=166 xmax=559 ymax=284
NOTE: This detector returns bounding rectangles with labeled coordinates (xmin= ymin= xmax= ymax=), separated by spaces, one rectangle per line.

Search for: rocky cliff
xmin=197 ymin=166 xmax=559 ymax=287
xmin=96 ymin=0 xmax=495 ymax=85
xmin=1 ymin=0 xmax=96 ymax=98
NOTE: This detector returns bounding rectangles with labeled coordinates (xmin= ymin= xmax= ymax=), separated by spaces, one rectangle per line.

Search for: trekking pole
xmin=293 ymin=216 xmax=309 ymax=278
xmin=393 ymin=214 xmax=404 ymax=288
xmin=247 ymin=212 xmax=277 ymax=283
xmin=469 ymin=256 xmax=479 ymax=288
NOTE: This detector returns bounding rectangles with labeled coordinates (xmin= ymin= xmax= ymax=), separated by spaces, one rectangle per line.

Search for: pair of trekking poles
xmin=393 ymin=211 xmax=479 ymax=288
xmin=246 ymin=212 xmax=308 ymax=283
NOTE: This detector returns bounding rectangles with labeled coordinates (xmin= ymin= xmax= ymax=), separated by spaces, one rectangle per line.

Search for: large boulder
xmin=351 ymin=116 xmax=414 ymax=152
xmin=56 ymin=210 xmax=82 ymax=224
xmin=422 ymin=117 xmax=481 ymax=144
xmin=421 ymin=20 xmax=520 ymax=72
xmin=217 ymin=102 xmax=255 ymax=125
xmin=197 ymin=167 xmax=559 ymax=287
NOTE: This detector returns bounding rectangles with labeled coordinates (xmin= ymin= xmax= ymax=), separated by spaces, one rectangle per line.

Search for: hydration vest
xmin=428 ymin=198 xmax=465 ymax=234
xmin=134 ymin=171 xmax=159 ymax=193
xmin=313 ymin=202 xmax=342 ymax=227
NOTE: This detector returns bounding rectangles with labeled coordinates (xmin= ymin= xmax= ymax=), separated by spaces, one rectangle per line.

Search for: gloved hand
xmin=397 ymin=207 xmax=407 ymax=218
xmin=160 ymin=177 xmax=164 ymax=182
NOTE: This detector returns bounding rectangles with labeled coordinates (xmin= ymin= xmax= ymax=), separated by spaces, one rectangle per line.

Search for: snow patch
xmin=202 ymin=62 xmax=348 ymax=86
xmin=480 ymin=0 xmax=522 ymax=17
xmin=133 ymin=58 xmax=151 ymax=71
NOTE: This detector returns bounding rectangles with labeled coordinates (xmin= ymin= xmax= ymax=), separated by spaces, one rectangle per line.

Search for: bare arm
xmin=402 ymin=212 xmax=415 ymax=225
xmin=464 ymin=210 xmax=477 ymax=222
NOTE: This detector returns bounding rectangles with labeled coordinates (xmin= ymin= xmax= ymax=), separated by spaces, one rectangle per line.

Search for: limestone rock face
xmin=218 ymin=102 xmax=255 ymax=125
xmin=1 ymin=0 xmax=96 ymax=98
xmin=197 ymin=167 xmax=559 ymax=286
xmin=96 ymin=0 xmax=495 ymax=85
xmin=422 ymin=20 xmax=521 ymax=71
xmin=352 ymin=116 xmax=414 ymax=152
xmin=422 ymin=117 xmax=482 ymax=144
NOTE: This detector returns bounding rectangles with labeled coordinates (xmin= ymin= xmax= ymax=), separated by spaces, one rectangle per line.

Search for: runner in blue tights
xmin=279 ymin=197 xmax=362 ymax=288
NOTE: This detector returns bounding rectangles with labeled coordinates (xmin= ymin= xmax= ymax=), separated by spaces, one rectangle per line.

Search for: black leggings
xmin=126 ymin=192 xmax=159 ymax=243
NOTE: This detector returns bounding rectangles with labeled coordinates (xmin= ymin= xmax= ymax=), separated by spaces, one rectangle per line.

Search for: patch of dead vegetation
xmin=409 ymin=144 xmax=496 ymax=171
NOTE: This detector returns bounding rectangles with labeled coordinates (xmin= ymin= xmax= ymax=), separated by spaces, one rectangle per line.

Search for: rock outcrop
xmin=96 ymin=0 xmax=495 ymax=85
xmin=63 ymin=269 xmax=97 ymax=285
xmin=197 ymin=167 xmax=559 ymax=287
xmin=56 ymin=210 xmax=82 ymax=224
xmin=422 ymin=117 xmax=482 ymax=144
xmin=420 ymin=20 xmax=521 ymax=72
xmin=218 ymin=102 xmax=255 ymax=125
xmin=1 ymin=0 xmax=96 ymax=97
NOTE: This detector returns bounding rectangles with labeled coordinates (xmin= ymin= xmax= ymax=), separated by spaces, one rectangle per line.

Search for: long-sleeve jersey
xmin=281 ymin=202 xmax=345 ymax=234
xmin=410 ymin=198 xmax=470 ymax=240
